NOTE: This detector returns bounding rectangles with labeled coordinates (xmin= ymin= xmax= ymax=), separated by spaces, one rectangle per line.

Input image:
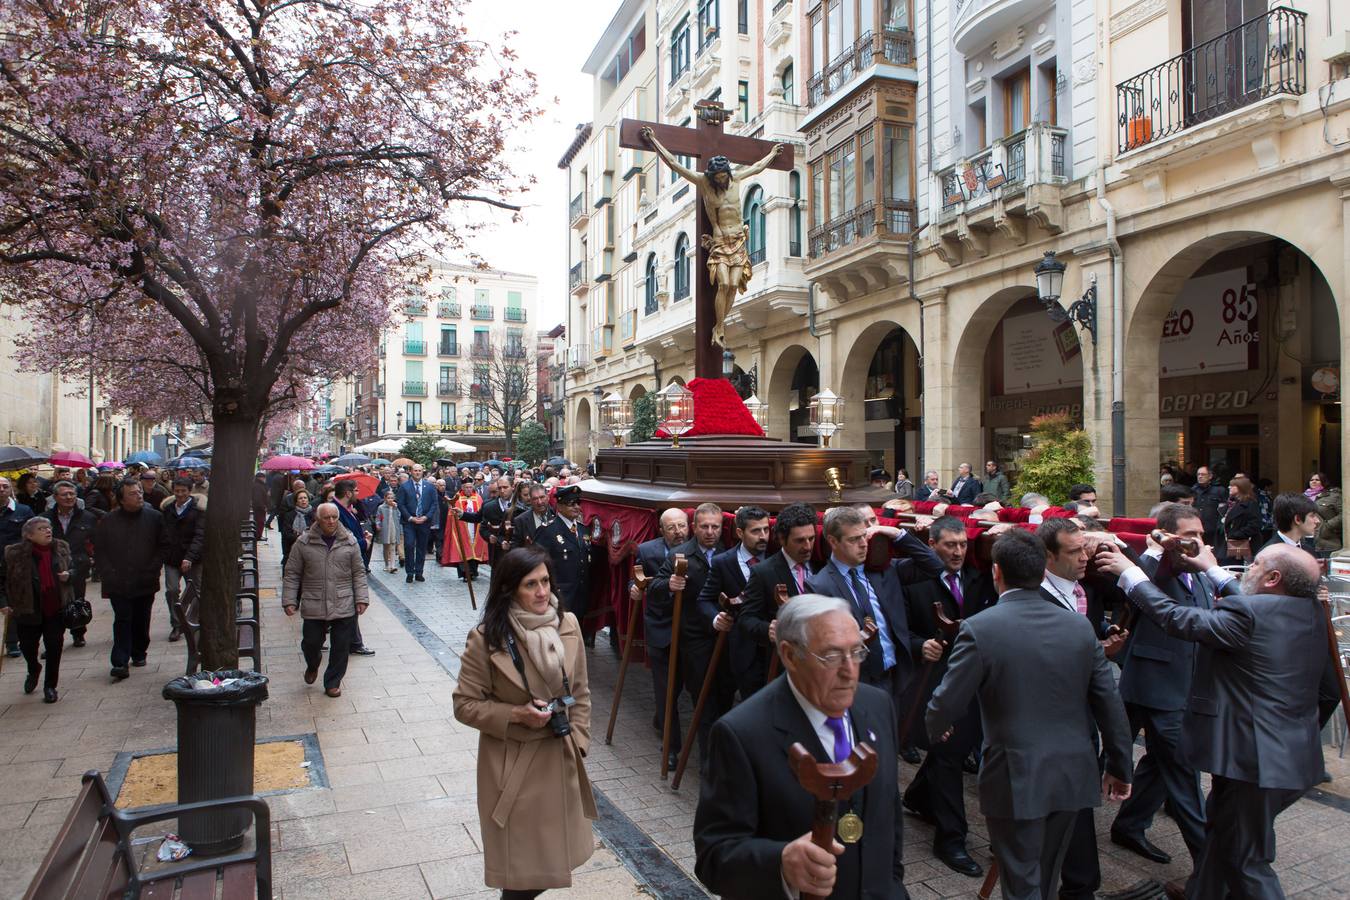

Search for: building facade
xmin=361 ymin=260 xmax=541 ymax=458
xmin=561 ymin=0 xmax=1350 ymax=518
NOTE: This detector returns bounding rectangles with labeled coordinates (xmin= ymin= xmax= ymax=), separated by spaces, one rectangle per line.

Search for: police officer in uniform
xmin=536 ymin=485 xmax=597 ymax=643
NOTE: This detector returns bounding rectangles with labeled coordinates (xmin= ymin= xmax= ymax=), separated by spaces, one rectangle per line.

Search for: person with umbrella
xmin=0 ymin=477 xmax=36 ymax=658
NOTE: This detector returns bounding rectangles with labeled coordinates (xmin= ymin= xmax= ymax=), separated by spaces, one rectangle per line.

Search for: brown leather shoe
xmin=304 ymin=667 xmax=318 ymax=685
xmin=324 ymin=686 xmax=342 ymax=698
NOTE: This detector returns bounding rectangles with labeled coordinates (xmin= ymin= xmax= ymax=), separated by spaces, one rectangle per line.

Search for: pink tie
xmin=1073 ymin=582 xmax=1088 ymax=615
xmin=794 ymin=564 xmax=806 ymax=592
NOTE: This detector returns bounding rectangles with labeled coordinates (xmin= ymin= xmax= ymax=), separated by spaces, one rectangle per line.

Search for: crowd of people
xmin=427 ymin=471 xmax=1338 ymax=900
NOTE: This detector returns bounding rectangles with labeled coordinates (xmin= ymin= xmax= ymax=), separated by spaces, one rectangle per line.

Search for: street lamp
xmin=656 ymin=382 xmax=695 ymax=448
xmin=1033 ymin=250 xmax=1097 ymax=342
xmin=396 ymin=410 xmax=404 ymax=433
xmin=808 ymin=389 xmax=843 ymax=447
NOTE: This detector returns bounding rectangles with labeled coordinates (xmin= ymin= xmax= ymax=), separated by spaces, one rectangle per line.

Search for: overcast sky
xmin=446 ymin=0 xmax=618 ymax=331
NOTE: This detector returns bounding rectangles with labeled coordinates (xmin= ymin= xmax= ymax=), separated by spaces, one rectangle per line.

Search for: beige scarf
xmin=508 ymin=596 xmax=566 ymax=696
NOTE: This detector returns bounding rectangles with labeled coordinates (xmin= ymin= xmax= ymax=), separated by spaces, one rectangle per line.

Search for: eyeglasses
xmin=797 ymin=644 xmax=869 ymax=668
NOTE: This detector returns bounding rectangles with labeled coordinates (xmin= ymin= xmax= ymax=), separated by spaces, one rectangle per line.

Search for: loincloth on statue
xmin=701 ymin=231 xmax=752 ymax=292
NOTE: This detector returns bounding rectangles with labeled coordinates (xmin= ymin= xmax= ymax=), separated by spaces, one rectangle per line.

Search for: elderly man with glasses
xmin=693 ymin=594 xmax=908 ymax=899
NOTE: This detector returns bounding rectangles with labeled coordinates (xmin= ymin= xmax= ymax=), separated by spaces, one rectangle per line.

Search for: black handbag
xmin=61 ymin=598 xmax=92 ymax=630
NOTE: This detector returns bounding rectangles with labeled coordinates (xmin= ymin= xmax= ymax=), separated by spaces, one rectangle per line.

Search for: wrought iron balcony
xmin=569 ymin=191 xmax=588 ymax=225
xmin=470 ymin=304 xmax=494 ymax=320
xmin=469 ymin=383 xmax=488 ymax=399
xmin=404 ymin=298 xmax=427 ymax=316
xmin=437 ymin=302 xmax=460 ymax=318
xmin=806 ymin=28 xmax=914 ymax=107
xmin=403 ymin=339 xmax=425 ymax=355
xmin=1116 ymin=7 xmax=1305 ymax=155
xmin=437 ymin=380 xmax=460 ymax=396
xmin=749 ymin=247 xmax=766 ymax=266
xmin=771 ymin=0 xmax=790 ymax=15
xmin=807 ymin=198 xmax=916 ymax=259
xmin=569 ymin=261 xmax=588 ymax=293
xmin=503 ymin=344 xmax=527 ymax=359
xmin=934 ymin=123 xmax=1069 ymax=217
xmin=504 ymin=307 xmax=527 ymax=323
xmin=402 ymin=380 xmax=427 ymax=397
xmin=470 ymin=343 xmax=492 ymax=359
xmin=437 ymin=341 xmax=458 ymax=357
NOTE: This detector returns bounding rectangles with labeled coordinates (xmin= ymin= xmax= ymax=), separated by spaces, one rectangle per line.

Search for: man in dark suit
xmin=928 ymin=529 xmax=1133 ymax=900
xmin=477 ymin=475 xmax=521 ymax=566
xmin=694 ymin=594 xmax=907 ymax=899
xmin=738 ymin=501 xmax=818 ymax=696
xmin=1035 ymin=516 xmax=1129 ymax=900
xmin=511 ymin=483 xmax=554 ymax=545
xmin=698 ymin=505 xmax=771 ymax=699
xmin=1262 ymin=491 xmax=1321 ymax=554
xmin=902 ymin=516 xmax=999 ymax=876
xmin=635 ymin=508 xmax=689 ymax=769
xmin=1110 ymin=502 xmax=1210 ymax=867
xmin=535 ymin=485 xmax=596 ymax=637
xmin=649 ymin=502 xmax=726 ymax=760
xmin=949 ymin=463 xmax=980 ymax=505
xmin=395 ymin=464 xmax=438 ymax=583
xmin=807 ymin=505 xmax=943 ymax=722
xmin=915 ymin=470 xmax=941 ymax=502
xmin=1095 ymin=541 xmax=1326 ymax=900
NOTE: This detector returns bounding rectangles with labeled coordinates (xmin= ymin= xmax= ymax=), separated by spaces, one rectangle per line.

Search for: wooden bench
xmin=24 ymin=770 xmax=272 ymax=899
xmin=174 ymin=582 xmax=262 ymax=676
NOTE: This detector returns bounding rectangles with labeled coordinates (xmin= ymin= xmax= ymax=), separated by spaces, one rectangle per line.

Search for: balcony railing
xmin=771 ymin=0 xmax=790 ymax=14
xmin=566 ymin=345 xmax=590 ymax=370
xmin=503 ymin=344 xmax=527 ymax=359
xmin=934 ymin=123 xmax=1069 ymax=216
xmin=807 ymin=28 xmax=914 ymax=106
xmin=403 ymin=339 xmax=426 ymax=355
xmin=504 ymin=307 xmax=527 ymax=323
xmin=402 ymin=380 xmax=427 ymax=397
xmin=569 ymin=192 xmax=587 ymax=223
xmin=437 ymin=380 xmax=460 ymax=396
xmin=569 ymin=261 xmax=588 ymax=292
xmin=807 ymin=199 xmax=916 ymax=259
xmin=749 ymin=246 xmax=766 ymax=266
xmin=404 ymin=299 xmax=427 ymax=316
xmin=1116 ymin=7 xmax=1305 ymax=155
xmin=470 ymin=383 xmax=488 ymax=399
xmin=470 ymin=304 xmax=493 ymax=320
xmin=437 ymin=302 xmax=460 ymax=318
xmin=438 ymin=341 xmax=459 ymax=357
xmin=470 ymin=343 xmax=492 ymax=358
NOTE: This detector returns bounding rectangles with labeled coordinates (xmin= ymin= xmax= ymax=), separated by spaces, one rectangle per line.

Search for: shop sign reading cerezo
xmin=1160 ymin=269 xmax=1259 ymax=377
xmin=1159 ymin=390 xmax=1251 ymax=414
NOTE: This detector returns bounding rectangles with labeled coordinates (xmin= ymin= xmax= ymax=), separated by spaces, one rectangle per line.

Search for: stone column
xmin=1335 ymin=170 xmax=1350 ymax=541
xmin=917 ymin=286 xmax=952 ymax=479
xmin=1071 ymin=247 xmax=1119 ymax=512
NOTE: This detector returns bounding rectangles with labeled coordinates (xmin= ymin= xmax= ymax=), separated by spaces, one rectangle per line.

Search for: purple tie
xmin=946 ymin=572 xmax=964 ymax=611
xmin=1181 ymin=572 xmax=1194 ymax=593
xmin=825 ymin=715 xmax=851 ymax=763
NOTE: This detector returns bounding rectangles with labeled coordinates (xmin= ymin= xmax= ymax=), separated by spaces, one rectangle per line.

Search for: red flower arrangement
xmin=654 ymin=377 xmax=765 ymax=439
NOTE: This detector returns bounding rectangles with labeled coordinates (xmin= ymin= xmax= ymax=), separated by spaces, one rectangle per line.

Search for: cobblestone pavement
xmin=373 ymin=551 xmax=1350 ymax=900
xmin=2 ymin=531 xmax=1347 ymax=899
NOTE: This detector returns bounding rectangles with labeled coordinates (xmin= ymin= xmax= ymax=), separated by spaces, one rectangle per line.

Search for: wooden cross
xmin=788 ymin=742 xmax=878 ymax=900
xmin=619 ymin=101 xmax=795 ymax=380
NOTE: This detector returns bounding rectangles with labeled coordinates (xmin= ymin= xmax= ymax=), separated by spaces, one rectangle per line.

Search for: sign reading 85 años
xmin=1160 ymin=268 xmax=1259 ymax=378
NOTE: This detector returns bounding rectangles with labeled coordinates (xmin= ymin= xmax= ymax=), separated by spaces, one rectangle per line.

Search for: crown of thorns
xmin=704 ymin=156 xmax=732 ymax=176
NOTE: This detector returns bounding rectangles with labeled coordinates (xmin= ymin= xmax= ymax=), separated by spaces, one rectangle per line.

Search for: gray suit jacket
xmin=1126 ymin=579 xmax=1327 ymax=791
xmin=925 ymin=588 xmax=1132 ymax=819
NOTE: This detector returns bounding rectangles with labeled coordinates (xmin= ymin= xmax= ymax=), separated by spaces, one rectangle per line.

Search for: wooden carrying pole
xmin=787 ymin=743 xmax=879 ymax=900
xmin=660 ymin=554 xmax=688 ymax=778
xmin=978 ymin=861 xmax=1001 ymax=900
xmin=897 ymin=602 xmax=958 ymax=749
xmin=671 ymin=593 xmax=742 ymax=789
xmin=448 ymin=513 xmax=477 ymax=610
xmin=765 ymin=584 xmax=791 ymax=682
xmin=606 ymin=565 xmax=648 ymax=745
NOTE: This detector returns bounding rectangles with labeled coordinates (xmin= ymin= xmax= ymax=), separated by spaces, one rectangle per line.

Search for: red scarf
xmin=31 ymin=542 xmax=60 ymax=617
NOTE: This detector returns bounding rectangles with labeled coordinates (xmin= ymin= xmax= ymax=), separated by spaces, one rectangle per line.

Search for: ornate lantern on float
xmin=743 ymin=394 xmax=767 ymax=430
xmin=598 ymin=392 xmax=633 ymax=447
xmin=656 ymin=382 xmax=695 ymax=448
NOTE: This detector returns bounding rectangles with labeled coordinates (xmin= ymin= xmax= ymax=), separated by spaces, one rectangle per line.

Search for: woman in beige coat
xmin=453 ymin=545 xmax=597 ymax=898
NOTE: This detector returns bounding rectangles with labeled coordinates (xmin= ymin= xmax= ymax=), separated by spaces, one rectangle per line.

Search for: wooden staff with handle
xmin=787 ymin=743 xmax=879 ymax=900
xmin=606 ymin=565 xmax=648 ymax=745
xmin=672 ymin=592 xmax=743 ymax=789
xmin=978 ymin=861 xmax=1001 ymax=900
xmin=448 ymin=509 xmax=477 ymax=610
xmin=765 ymin=584 xmax=791 ymax=682
xmin=660 ymin=554 xmax=688 ymax=779
xmin=1321 ymin=592 xmax=1350 ymax=734
xmin=897 ymin=602 xmax=959 ymax=749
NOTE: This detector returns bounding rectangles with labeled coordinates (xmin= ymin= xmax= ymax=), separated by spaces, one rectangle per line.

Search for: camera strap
xmin=504 ymin=631 xmax=572 ymax=699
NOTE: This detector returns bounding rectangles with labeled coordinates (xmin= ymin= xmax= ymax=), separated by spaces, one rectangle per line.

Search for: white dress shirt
xmin=1041 ymin=570 xmax=1080 ymax=612
xmin=785 ymin=674 xmax=855 ymax=763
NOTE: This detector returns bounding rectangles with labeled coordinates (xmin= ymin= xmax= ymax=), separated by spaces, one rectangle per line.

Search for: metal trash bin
xmin=162 ymin=670 xmax=269 ymax=855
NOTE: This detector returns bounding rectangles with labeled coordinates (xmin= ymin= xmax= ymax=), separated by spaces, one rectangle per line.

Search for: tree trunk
xmin=197 ymin=415 xmax=256 ymax=670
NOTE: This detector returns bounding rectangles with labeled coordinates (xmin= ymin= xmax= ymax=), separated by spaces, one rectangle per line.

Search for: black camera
xmin=542 ymin=695 xmax=575 ymax=738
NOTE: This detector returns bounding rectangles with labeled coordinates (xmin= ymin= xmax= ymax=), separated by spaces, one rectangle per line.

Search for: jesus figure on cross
xmin=641 ymin=126 xmax=784 ymax=348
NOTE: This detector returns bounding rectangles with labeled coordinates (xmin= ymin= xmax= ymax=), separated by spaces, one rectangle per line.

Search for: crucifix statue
xmin=620 ymin=102 xmax=795 ymax=380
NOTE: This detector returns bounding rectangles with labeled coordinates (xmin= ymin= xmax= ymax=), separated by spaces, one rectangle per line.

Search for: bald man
xmin=636 ymin=508 xmax=691 ymax=770
xmin=1095 ymin=542 xmax=1327 ymax=900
